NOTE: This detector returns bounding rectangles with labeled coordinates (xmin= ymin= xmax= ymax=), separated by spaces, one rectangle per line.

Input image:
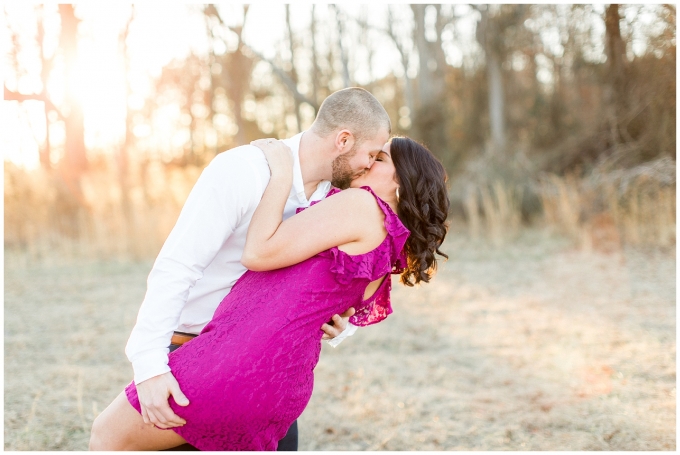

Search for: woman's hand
xmin=242 ymin=138 xmax=294 ymax=270
xmin=250 ymin=138 xmax=294 ymax=180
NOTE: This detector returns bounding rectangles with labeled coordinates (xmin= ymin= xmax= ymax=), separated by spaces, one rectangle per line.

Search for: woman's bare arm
xmin=242 ymin=186 xmax=385 ymax=271
xmin=243 ymin=139 xmax=386 ymax=271
xmin=242 ymin=139 xmax=295 ymax=266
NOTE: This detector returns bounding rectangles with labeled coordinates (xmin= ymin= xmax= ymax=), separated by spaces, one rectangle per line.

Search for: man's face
xmin=330 ymin=128 xmax=390 ymax=189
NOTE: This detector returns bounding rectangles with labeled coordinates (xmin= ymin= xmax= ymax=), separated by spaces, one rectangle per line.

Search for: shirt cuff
xmin=326 ymin=322 xmax=359 ymax=348
xmin=131 ymin=349 xmax=171 ymax=385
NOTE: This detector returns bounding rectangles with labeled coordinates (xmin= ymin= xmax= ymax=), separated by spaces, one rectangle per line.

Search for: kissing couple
xmin=90 ymin=87 xmax=449 ymax=451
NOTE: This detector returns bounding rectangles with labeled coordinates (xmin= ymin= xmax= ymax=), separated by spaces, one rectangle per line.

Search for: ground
xmin=4 ymin=229 xmax=676 ymax=450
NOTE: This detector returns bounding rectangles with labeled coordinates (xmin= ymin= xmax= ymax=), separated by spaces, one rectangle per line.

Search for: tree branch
xmin=245 ymin=46 xmax=319 ymax=110
xmin=4 ymin=86 xmax=65 ymax=120
xmin=204 ymin=5 xmax=318 ymax=111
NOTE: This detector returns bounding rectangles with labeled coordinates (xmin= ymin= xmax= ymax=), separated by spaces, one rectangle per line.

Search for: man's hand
xmin=321 ymin=307 xmax=356 ymax=340
xmin=135 ymin=372 xmax=189 ymax=429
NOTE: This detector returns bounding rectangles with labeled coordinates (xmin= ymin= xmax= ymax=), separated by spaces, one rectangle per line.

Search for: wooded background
xmin=3 ymin=5 xmax=676 ymax=450
xmin=4 ymin=4 xmax=676 ymax=259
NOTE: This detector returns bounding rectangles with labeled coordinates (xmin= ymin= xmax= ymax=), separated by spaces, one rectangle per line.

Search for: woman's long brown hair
xmin=390 ymin=137 xmax=450 ymax=286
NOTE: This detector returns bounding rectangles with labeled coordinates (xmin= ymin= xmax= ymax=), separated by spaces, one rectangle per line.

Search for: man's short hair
xmin=311 ymin=87 xmax=391 ymax=144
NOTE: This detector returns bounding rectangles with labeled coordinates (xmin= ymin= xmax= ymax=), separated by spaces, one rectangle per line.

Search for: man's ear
xmin=334 ymin=129 xmax=355 ymax=155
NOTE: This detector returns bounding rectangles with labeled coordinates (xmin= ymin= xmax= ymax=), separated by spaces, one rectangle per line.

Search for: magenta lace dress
xmin=124 ymin=186 xmax=409 ymax=450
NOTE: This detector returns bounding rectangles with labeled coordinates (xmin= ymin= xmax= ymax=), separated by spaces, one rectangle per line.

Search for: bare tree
xmin=475 ymin=5 xmax=507 ymax=154
xmin=604 ymin=4 xmax=628 ymax=147
xmin=387 ymin=5 xmax=415 ymax=119
xmin=331 ymin=5 xmax=351 ymax=88
xmin=285 ymin=5 xmax=302 ymax=132
xmin=4 ymin=6 xmax=64 ymax=170
xmin=36 ymin=6 xmax=54 ymax=169
xmin=309 ymin=5 xmax=321 ymax=109
xmin=357 ymin=6 xmax=375 ymax=91
xmin=204 ymin=5 xmax=254 ymax=145
xmin=58 ymin=5 xmax=87 ymax=184
xmin=117 ymin=6 xmax=135 ymax=251
xmin=411 ymin=4 xmax=449 ymax=155
xmin=205 ymin=4 xmax=317 ymax=143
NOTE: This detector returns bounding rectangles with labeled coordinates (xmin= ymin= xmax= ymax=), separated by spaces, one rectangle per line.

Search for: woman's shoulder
xmin=331 ymin=186 xmax=377 ymax=201
xmin=325 ymin=187 xmax=385 ymax=217
xmin=338 ymin=188 xmax=410 ymax=257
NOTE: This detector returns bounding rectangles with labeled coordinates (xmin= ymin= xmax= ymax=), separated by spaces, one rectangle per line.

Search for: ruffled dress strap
xmin=295 ymin=187 xmax=342 ymax=214
xmin=304 ymin=186 xmax=410 ymax=326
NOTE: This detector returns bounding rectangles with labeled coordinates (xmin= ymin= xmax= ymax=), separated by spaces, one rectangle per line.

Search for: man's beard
xmin=330 ymin=145 xmax=360 ymax=189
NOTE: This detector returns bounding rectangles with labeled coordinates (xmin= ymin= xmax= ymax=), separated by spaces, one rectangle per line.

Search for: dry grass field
xmin=4 ymin=228 xmax=675 ymax=450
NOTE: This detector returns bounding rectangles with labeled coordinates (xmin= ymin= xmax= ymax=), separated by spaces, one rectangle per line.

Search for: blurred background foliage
xmin=3 ymin=4 xmax=676 ymax=260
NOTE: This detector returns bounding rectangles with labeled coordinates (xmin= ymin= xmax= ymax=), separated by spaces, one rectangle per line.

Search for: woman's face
xmin=349 ymin=141 xmax=399 ymax=197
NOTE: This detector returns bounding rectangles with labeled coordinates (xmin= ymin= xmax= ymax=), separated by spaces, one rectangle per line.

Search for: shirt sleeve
xmin=125 ymin=150 xmax=266 ymax=384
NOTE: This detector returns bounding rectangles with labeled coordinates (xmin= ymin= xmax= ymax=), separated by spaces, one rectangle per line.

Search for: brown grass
xmin=4 ymin=229 xmax=675 ymax=450
xmin=3 ymin=159 xmax=676 ymax=450
xmin=463 ymin=181 xmax=523 ymax=245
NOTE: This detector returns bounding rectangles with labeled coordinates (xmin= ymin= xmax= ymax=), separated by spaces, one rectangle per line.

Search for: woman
xmin=90 ymin=137 xmax=449 ymax=451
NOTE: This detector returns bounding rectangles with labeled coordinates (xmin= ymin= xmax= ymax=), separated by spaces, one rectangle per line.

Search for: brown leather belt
xmin=170 ymin=331 xmax=197 ymax=346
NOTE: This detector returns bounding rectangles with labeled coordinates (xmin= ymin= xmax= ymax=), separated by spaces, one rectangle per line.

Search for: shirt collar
xmin=281 ymin=131 xmax=330 ymax=204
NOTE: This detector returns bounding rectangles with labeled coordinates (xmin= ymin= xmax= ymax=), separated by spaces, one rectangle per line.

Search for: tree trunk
xmin=387 ymin=6 xmax=415 ymax=126
xmin=487 ymin=50 xmax=506 ymax=152
xmin=358 ymin=7 xmax=375 ymax=92
xmin=225 ymin=6 xmax=250 ymax=145
xmin=119 ymin=8 xmax=135 ymax=254
xmin=477 ymin=6 xmax=506 ymax=155
xmin=286 ymin=5 xmax=301 ymax=132
xmin=309 ymin=5 xmax=320 ymax=110
xmin=37 ymin=11 xmax=52 ymax=170
xmin=47 ymin=4 xmax=89 ymax=240
xmin=605 ymin=4 xmax=627 ymax=103
xmin=332 ymin=5 xmax=351 ymax=88
xmin=58 ymin=5 xmax=87 ymax=178
xmin=411 ymin=4 xmax=448 ymax=156
xmin=604 ymin=4 xmax=628 ymax=146
xmin=206 ymin=5 xmax=298 ymax=143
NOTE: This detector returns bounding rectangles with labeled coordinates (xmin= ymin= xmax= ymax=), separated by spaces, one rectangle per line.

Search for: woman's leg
xmin=89 ymin=391 xmax=187 ymax=451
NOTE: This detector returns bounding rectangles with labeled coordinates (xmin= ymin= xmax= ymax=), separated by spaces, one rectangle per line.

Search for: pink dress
xmin=124 ymin=186 xmax=409 ymax=450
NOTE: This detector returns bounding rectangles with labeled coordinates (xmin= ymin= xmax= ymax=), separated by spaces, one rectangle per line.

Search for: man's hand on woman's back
xmin=321 ymin=307 xmax=355 ymax=340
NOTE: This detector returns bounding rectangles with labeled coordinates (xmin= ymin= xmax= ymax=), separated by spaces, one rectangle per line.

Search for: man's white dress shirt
xmin=126 ymin=132 xmax=357 ymax=384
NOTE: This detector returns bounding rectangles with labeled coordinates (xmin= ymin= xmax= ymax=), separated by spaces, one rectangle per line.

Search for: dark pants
xmin=163 ymin=343 xmax=298 ymax=451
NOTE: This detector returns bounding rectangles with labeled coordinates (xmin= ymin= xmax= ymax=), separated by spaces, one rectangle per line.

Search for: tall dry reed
xmin=462 ymin=180 xmax=523 ymax=246
xmin=4 ymin=160 xmax=201 ymax=262
xmin=538 ymin=160 xmax=676 ymax=251
xmin=459 ymin=157 xmax=675 ymax=251
xmin=5 ymin=156 xmax=675 ymax=263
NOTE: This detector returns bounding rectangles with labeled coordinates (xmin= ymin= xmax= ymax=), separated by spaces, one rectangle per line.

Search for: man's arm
xmin=125 ymin=150 xmax=267 ymax=427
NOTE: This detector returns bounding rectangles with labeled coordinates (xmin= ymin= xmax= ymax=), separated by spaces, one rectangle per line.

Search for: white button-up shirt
xmin=125 ymin=132 xmax=356 ymax=384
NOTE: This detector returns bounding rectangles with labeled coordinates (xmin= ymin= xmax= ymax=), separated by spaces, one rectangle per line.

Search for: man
xmin=123 ymin=87 xmax=391 ymax=450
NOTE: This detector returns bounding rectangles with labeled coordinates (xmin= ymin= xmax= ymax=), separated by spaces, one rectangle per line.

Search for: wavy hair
xmin=390 ymin=137 xmax=450 ymax=286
